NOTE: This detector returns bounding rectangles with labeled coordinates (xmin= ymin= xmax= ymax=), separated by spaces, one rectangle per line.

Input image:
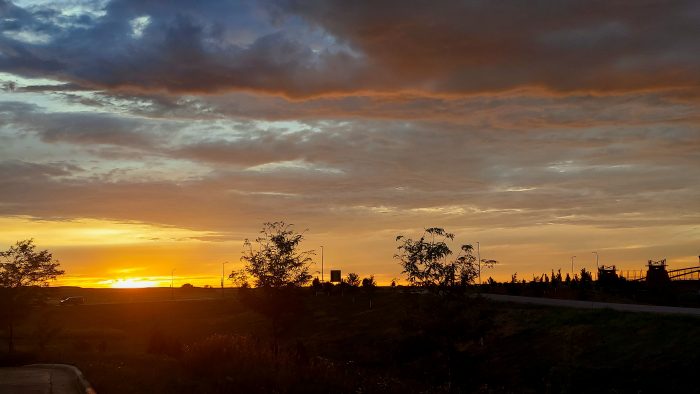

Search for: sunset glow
xmin=103 ymin=278 xmax=163 ymax=288
xmin=1 ymin=0 xmax=698 ymax=287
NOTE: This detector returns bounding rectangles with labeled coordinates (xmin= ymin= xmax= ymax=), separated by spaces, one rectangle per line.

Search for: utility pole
xmin=320 ymin=245 xmax=324 ymax=282
xmin=477 ymin=241 xmax=481 ymax=285
xmin=571 ymin=256 xmax=576 ymax=274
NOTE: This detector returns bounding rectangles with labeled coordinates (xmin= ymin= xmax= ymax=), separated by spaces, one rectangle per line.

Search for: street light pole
xmin=170 ymin=269 xmax=175 ymax=300
xmin=571 ymin=256 xmax=576 ymax=274
xmin=592 ymin=251 xmax=599 ymax=269
xmin=320 ymin=245 xmax=324 ymax=282
xmin=221 ymin=261 xmax=229 ymax=298
xmin=477 ymin=241 xmax=481 ymax=285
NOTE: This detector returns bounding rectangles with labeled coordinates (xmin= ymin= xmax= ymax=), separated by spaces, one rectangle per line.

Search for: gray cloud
xmin=278 ymin=0 xmax=700 ymax=95
xmin=0 ymin=159 xmax=79 ymax=181
xmin=0 ymin=0 xmax=368 ymax=96
xmin=1 ymin=0 xmax=699 ymax=97
xmin=0 ymin=100 xmax=167 ymax=149
xmin=0 ymin=113 xmax=698 ymax=234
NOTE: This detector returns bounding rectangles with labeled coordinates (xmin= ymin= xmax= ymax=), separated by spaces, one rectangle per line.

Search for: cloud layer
xmin=1 ymin=0 xmax=699 ymax=283
xmin=1 ymin=0 xmax=699 ymax=97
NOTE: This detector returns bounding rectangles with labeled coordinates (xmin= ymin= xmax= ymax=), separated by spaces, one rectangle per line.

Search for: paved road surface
xmin=483 ymin=293 xmax=700 ymax=316
xmin=0 ymin=364 xmax=93 ymax=394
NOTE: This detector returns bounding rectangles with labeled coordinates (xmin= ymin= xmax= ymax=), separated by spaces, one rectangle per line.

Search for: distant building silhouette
xmin=646 ymin=259 xmax=670 ymax=286
xmin=597 ymin=265 xmax=619 ymax=285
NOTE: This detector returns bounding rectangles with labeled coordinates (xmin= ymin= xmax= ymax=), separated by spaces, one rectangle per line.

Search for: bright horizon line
xmin=52 ymin=256 xmax=700 ymax=289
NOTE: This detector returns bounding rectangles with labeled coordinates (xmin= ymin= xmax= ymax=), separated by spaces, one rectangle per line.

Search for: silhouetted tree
xmin=311 ymin=277 xmax=321 ymax=294
xmin=362 ymin=275 xmax=376 ymax=308
xmin=238 ymin=222 xmax=313 ymax=351
xmin=345 ymin=272 xmax=361 ymax=287
xmin=580 ymin=268 xmax=593 ymax=285
xmin=572 ymin=274 xmax=580 ymax=285
xmin=241 ymin=221 xmax=313 ymax=288
xmin=395 ymin=227 xmax=480 ymax=292
xmin=228 ymin=269 xmax=249 ymax=288
xmin=554 ymin=269 xmax=563 ymax=286
xmin=480 ymin=259 xmax=498 ymax=284
xmin=343 ymin=273 xmax=360 ymax=300
xmin=0 ymin=239 xmax=64 ymax=353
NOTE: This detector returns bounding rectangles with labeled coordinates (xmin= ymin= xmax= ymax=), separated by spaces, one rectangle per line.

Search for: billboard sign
xmin=330 ymin=270 xmax=342 ymax=283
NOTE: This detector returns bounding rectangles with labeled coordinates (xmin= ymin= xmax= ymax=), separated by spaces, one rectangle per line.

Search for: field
xmin=3 ymin=287 xmax=700 ymax=393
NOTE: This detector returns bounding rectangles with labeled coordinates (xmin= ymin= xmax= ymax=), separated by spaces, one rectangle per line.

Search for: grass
xmin=2 ymin=287 xmax=700 ymax=393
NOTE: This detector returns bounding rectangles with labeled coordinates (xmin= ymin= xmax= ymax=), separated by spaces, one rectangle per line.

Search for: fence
xmin=617 ymin=267 xmax=700 ymax=281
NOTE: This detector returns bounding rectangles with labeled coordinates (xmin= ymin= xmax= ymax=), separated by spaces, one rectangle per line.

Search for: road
xmin=60 ymin=291 xmax=700 ymax=317
xmin=0 ymin=364 xmax=94 ymax=394
xmin=81 ymin=296 xmax=218 ymax=306
xmin=482 ymin=293 xmax=700 ymax=316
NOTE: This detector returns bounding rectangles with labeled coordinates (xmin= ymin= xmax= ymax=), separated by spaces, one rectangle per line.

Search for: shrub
xmin=180 ymin=334 xmax=373 ymax=393
xmin=147 ymin=329 xmax=183 ymax=358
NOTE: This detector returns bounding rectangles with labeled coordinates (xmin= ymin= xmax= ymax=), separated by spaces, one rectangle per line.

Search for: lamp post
xmin=170 ymin=269 xmax=175 ymax=300
xmin=571 ymin=256 xmax=576 ymax=274
xmin=477 ymin=241 xmax=481 ymax=285
xmin=592 ymin=251 xmax=599 ymax=269
xmin=221 ymin=261 xmax=229 ymax=298
xmin=320 ymin=245 xmax=324 ymax=282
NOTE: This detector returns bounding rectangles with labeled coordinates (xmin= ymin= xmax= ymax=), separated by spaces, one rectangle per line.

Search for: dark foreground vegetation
xmin=3 ymin=230 xmax=700 ymax=392
xmin=2 ymin=287 xmax=700 ymax=393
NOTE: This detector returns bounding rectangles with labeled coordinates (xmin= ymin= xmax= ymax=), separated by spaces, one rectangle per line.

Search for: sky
xmin=0 ymin=0 xmax=699 ymax=287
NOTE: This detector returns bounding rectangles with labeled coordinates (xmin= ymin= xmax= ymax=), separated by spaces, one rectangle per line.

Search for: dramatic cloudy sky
xmin=1 ymin=0 xmax=699 ymax=287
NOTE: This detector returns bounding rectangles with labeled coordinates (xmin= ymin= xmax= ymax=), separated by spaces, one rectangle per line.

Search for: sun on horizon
xmin=100 ymin=278 xmax=164 ymax=288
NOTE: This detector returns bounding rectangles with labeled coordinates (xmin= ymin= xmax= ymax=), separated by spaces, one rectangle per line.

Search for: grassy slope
xmin=3 ymin=288 xmax=700 ymax=393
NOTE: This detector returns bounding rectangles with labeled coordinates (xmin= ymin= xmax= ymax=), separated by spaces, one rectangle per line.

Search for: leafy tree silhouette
xmin=576 ymin=268 xmax=594 ymax=299
xmin=241 ymin=221 xmax=313 ymax=288
xmin=0 ymin=239 xmax=64 ymax=354
xmin=394 ymin=229 xmax=499 ymax=388
xmin=344 ymin=272 xmax=361 ymax=302
xmin=310 ymin=277 xmax=321 ymax=295
xmin=345 ymin=272 xmax=361 ymax=287
xmin=395 ymin=227 xmax=494 ymax=294
xmin=580 ymin=268 xmax=593 ymax=284
xmin=238 ymin=222 xmax=313 ymax=353
xmin=362 ymin=275 xmax=377 ymax=308
xmin=228 ymin=269 xmax=249 ymax=289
